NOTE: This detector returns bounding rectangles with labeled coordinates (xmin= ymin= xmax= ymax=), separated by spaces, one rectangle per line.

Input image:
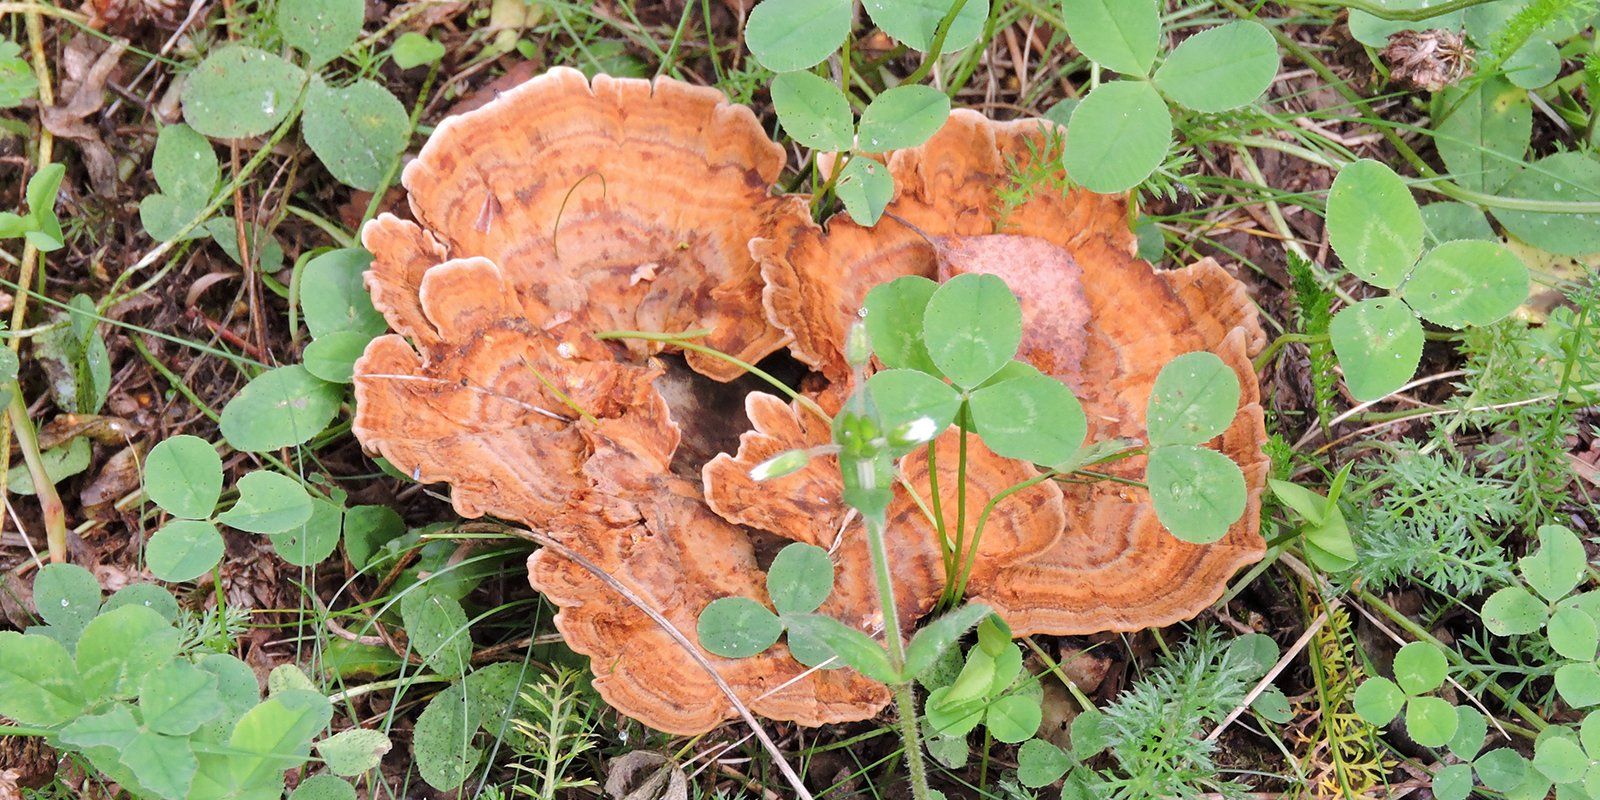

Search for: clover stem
xmin=951 ymin=471 xmax=1057 ymax=601
xmin=925 ymin=444 xmax=954 ymax=590
xmin=951 ymin=418 xmax=970 ymax=596
xmin=864 ymin=510 xmax=934 ymax=800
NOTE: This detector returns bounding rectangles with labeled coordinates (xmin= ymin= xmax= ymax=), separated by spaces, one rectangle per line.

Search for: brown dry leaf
xmin=39 ymin=37 xmax=125 ymax=193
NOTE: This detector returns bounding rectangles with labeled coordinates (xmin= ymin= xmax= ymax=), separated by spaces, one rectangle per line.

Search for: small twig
xmin=1207 ymin=611 xmax=1327 ymax=741
xmin=512 ymin=526 xmax=817 ymax=800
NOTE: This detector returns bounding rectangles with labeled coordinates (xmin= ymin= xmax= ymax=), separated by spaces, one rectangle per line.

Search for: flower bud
xmin=748 ymin=449 xmax=811 ymax=481
xmin=845 ymin=321 xmax=872 ymax=368
xmin=887 ymin=416 xmax=940 ymax=448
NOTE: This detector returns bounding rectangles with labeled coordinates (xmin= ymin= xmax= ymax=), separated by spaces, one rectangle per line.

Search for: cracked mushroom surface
xmin=353 ymin=75 xmax=1269 ymax=736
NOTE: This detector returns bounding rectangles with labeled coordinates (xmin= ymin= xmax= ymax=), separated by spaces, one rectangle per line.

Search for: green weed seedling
xmin=1057 ymin=0 xmax=1278 ymax=192
xmin=145 ymin=0 xmax=417 ymax=245
xmin=0 ymin=39 xmax=37 ymax=109
xmin=1269 ymin=463 xmax=1358 ymax=573
xmin=0 ymin=161 xmax=64 ymax=251
xmin=1324 ymin=159 xmax=1531 ymax=400
xmin=0 ymin=564 xmax=389 ymax=800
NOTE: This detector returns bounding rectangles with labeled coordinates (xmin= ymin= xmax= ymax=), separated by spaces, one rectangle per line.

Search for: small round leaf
xmin=146 ymin=520 xmax=224 ymax=582
xmin=278 ymin=0 xmax=363 ymax=67
xmin=985 ymin=693 xmax=1042 ymax=744
xmin=303 ymin=78 xmax=410 ymax=192
xmin=922 ymin=273 xmax=1024 ymax=388
xmin=1402 ymin=241 xmax=1528 ymax=329
xmin=1145 ymin=351 xmax=1241 ymax=446
xmin=1016 ymin=738 xmax=1072 ymax=788
xmin=1406 ymin=696 xmax=1459 ymax=747
xmin=864 ymin=276 xmax=940 ymax=373
xmin=1057 ymin=0 xmax=1159 ymax=75
xmin=1534 ymin=735 xmax=1588 ymax=785
xmin=1153 ymin=21 xmax=1278 ymax=112
xmin=1327 ymin=159 xmax=1423 ymax=290
xmin=300 ymin=247 xmax=384 ymax=339
xmin=766 ymin=543 xmax=834 ymax=617
xmin=967 ymin=373 xmax=1087 ymax=467
xmin=745 ymin=0 xmax=852 ymax=73
xmin=1494 ymin=153 xmax=1600 ymax=257
xmin=219 ymin=365 xmax=343 ymax=452
xmin=1145 ymin=445 xmax=1247 ymax=544
xmin=1352 ymin=677 xmax=1404 ymax=726
xmin=34 ymin=563 xmax=101 ymax=633
xmin=863 ymin=0 xmax=989 ymax=53
xmin=216 ymin=471 xmax=314 ymax=534
xmin=1432 ymin=763 xmax=1474 ymax=800
xmin=857 ymin=85 xmax=950 ymax=151
xmin=267 ymin=496 xmax=344 ymax=567
xmin=182 ymin=46 xmax=306 ymax=139
xmin=835 ymin=157 xmax=895 ymax=227
xmin=1549 ymin=605 xmax=1599 ymax=661
xmin=697 ymin=597 xmax=782 ymax=659
xmin=1394 ymin=642 xmax=1448 ymax=695
xmin=303 ymin=331 xmax=373 ymax=384
xmin=1448 ymin=705 xmax=1488 ymax=761
xmin=1329 ymin=297 xmax=1424 ymax=402
xmin=1557 ymin=662 xmax=1600 ymax=708
xmin=1063 ymin=80 xmax=1172 ymax=193
xmin=867 ymin=368 xmax=962 ymax=447
xmin=1481 ymin=586 xmax=1549 ymax=636
xmin=770 ymin=71 xmax=853 ymax=153
xmin=1475 ymin=748 xmax=1530 ymax=792
xmin=144 ymin=435 xmax=223 ymax=519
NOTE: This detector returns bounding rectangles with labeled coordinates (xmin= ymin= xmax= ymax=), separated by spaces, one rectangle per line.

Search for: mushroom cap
xmin=751 ymin=110 xmax=1269 ymax=635
xmin=391 ymin=66 xmax=803 ymax=381
xmin=354 ymin=82 xmax=1269 ymax=735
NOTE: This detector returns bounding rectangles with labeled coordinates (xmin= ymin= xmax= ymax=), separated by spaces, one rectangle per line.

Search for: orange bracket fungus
xmin=353 ymin=69 xmax=1268 ymax=734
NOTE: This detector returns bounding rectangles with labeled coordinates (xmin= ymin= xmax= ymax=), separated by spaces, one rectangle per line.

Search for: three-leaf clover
xmin=143 ymin=435 xmax=319 ymax=581
xmin=1354 ymin=642 xmax=1459 ymax=747
xmin=1482 ymin=525 xmax=1600 ymax=707
xmin=1144 ymin=351 xmax=1247 ymax=543
xmin=861 ymin=274 xmax=1089 ymax=470
xmin=1532 ymin=712 xmax=1600 ymax=798
xmin=1325 ymin=159 xmax=1530 ymax=400
xmin=1058 ymin=0 xmax=1278 ymax=191
xmin=697 ymin=542 xmax=838 ymax=660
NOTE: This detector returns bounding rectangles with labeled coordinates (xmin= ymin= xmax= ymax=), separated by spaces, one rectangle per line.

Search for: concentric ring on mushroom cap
xmin=749 ymin=110 xmax=1269 ymax=636
xmin=353 ymin=69 xmax=895 ymax=735
xmin=389 ymin=65 xmax=804 ymax=381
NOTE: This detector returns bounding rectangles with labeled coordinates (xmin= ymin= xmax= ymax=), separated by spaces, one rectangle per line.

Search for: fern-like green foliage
xmin=1490 ymin=0 xmax=1597 ymax=63
xmin=1285 ymin=252 xmax=1336 ymax=430
xmin=1087 ymin=629 xmax=1256 ymax=800
xmin=1301 ymin=602 xmax=1388 ymax=797
xmin=1345 ymin=443 xmax=1516 ymax=596
xmin=996 ymin=127 xmax=1070 ymax=230
xmin=509 ymin=667 xmax=599 ymax=797
xmin=1445 ymin=285 xmax=1599 ymax=523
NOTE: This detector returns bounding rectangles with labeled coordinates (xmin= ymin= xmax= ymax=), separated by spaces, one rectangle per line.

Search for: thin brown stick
xmin=512 ymin=527 xmax=816 ymax=800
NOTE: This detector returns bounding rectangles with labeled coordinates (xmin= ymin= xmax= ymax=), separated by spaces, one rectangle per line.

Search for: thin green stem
xmin=1253 ymin=333 xmax=1326 ymax=372
xmin=593 ymin=330 xmax=830 ymax=422
xmin=952 ymin=471 xmax=1057 ymax=601
xmin=1287 ymin=0 xmax=1499 ymax=21
xmin=905 ymin=0 xmax=974 ymax=84
xmin=926 ymin=444 xmax=953 ymax=586
xmin=863 ymin=511 xmax=933 ymax=800
xmin=6 ymin=390 xmax=66 ymax=563
xmin=951 ymin=418 xmax=970 ymax=598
